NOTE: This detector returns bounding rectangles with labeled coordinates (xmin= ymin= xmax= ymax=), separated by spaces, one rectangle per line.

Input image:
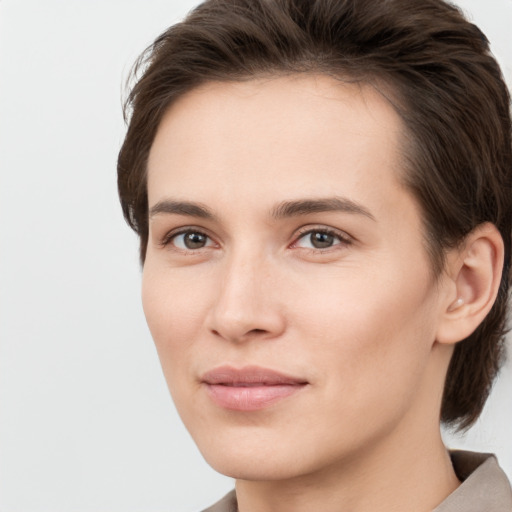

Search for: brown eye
xmin=310 ymin=231 xmax=335 ymax=249
xmin=170 ymin=231 xmax=213 ymax=250
xmin=294 ymin=228 xmax=350 ymax=251
xmin=184 ymin=232 xmax=208 ymax=249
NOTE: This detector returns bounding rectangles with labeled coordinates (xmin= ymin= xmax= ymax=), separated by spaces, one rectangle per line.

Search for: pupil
xmin=311 ymin=232 xmax=334 ymax=249
xmin=185 ymin=232 xmax=206 ymax=249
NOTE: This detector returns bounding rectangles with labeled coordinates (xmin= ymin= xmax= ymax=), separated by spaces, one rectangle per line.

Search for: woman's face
xmin=143 ymin=75 xmax=452 ymax=481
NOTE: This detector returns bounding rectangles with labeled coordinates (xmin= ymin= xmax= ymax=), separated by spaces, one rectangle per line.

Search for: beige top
xmin=202 ymin=451 xmax=512 ymax=512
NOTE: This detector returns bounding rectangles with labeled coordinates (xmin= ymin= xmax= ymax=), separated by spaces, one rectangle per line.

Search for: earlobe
xmin=436 ymin=223 xmax=504 ymax=345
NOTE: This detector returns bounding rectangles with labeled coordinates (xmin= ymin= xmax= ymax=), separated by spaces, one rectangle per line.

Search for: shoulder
xmin=434 ymin=451 xmax=512 ymax=511
xmin=200 ymin=490 xmax=237 ymax=512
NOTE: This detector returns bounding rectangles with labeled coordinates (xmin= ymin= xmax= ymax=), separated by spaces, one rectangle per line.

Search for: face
xmin=143 ymin=75 xmax=450 ymax=481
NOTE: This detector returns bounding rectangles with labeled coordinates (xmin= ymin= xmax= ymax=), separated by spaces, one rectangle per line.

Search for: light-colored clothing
xmin=202 ymin=451 xmax=512 ymax=512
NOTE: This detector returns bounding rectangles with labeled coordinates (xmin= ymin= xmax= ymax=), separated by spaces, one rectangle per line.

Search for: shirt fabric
xmin=201 ymin=451 xmax=512 ymax=512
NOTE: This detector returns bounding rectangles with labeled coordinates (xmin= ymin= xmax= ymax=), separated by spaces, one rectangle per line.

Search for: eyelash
xmin=160 ymin=228 xmax=215 ymax=252
xmin=160 ymin=226 xmax=352 ymax=253
xmin=293 ymin=226 xmax=352 ymax=252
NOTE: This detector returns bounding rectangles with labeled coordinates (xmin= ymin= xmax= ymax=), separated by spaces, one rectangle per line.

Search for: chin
xmin=202 ymin=448 xmax=307 ymax=481
xmin=188 ymin=422 xmax=352 ymax=482
xmin=192 ymin=431 xmax=286 ymax=479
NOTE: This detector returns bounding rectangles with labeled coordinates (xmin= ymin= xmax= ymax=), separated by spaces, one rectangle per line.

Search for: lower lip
xmin=204 ymin=383 xmax=306 ymax=411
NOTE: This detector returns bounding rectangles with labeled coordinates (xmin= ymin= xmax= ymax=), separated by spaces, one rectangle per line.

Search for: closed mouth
xmin=201 ymin=365 xmax=308 ymax=411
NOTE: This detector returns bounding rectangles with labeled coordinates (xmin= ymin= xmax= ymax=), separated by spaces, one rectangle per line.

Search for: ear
xmin=436 ymin=223 xmax=504 ymax=345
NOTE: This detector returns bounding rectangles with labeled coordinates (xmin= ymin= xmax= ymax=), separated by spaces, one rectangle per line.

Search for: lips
xmin=201 ymin=366 xmax=308 ymax=411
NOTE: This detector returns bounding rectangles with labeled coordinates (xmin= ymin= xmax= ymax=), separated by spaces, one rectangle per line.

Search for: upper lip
xmin=201 ymin=365 xmax=308 ymax=386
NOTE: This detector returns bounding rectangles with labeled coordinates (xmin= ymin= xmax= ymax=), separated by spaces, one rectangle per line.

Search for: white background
xmin=0 ymin=1 xmax=511 ymax=511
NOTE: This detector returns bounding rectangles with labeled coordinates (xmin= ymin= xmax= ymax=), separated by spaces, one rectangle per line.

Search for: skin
xmin=142 ymin=74 xmax=488 ymax=511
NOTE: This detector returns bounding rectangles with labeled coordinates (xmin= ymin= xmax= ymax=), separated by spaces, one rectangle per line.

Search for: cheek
xmin=141 ymin=263 xmax=211 ymax=377
xmin=292 ymin=263 xmax=438 ymax=400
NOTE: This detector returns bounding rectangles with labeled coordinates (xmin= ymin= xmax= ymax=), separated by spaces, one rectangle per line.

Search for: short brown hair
xmin=117 ymin=0 xmax=512 ymax=430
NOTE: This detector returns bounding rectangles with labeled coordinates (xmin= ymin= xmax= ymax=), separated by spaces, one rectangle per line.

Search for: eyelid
xmin=291 ymin=225 xmax=353 ymax=250
xmin=159 ymin=226 xmax=218 ymax=250
xmin=157 ymin=224 xmax=353 ymax=253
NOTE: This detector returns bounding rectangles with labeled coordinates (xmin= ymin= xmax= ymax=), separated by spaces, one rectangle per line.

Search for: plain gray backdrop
xmin=0 ymin=1 xmax=511 ymax=511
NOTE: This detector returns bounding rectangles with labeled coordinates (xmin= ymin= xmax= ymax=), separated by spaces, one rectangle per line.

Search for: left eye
xmin=171 ymin=231 xmax=214 ymax=250
xmin=295 ymin=229 xmax=346 ymax=250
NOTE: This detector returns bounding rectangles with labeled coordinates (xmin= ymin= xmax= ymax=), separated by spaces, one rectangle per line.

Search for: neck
xmin=235 ymin=426 xmax=459 ymax=512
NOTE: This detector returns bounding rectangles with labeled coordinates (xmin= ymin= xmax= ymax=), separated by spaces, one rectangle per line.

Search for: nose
xmin=206 ymin=250 xmax=286 ymax=343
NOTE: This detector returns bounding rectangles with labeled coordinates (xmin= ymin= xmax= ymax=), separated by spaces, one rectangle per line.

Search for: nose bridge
xmin=218 ymin=245 xmax=269 ymax=318
xmin=208 ymin=244 xmax=283 ymax=341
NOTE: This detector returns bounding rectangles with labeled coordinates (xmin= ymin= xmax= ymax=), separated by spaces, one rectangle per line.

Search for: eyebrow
xmin=270 ymin=197 xmax=376 ymax=221
xmin=148 ymin=196 xmax=376 ymax=222
xmin=149 ymin=200 xmax=216 ymax=220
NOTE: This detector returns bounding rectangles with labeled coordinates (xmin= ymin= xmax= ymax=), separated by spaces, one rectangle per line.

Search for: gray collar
xmin=433 ymin=451 xmax=512 ymax=511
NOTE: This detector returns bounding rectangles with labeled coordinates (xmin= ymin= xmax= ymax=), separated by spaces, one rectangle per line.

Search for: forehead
xmin=147 ymin=74 xmax=408 ymax=216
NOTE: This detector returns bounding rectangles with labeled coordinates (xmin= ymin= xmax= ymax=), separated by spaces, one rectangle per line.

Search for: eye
xmin=294 ymin=228 xmax=350 ymax=250
xmin=166 ymin=230 xmax=215 ymax=250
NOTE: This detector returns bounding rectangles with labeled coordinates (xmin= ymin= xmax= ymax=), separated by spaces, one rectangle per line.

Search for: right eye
xmin=166 ymin=230 xmax=215 ymax=251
